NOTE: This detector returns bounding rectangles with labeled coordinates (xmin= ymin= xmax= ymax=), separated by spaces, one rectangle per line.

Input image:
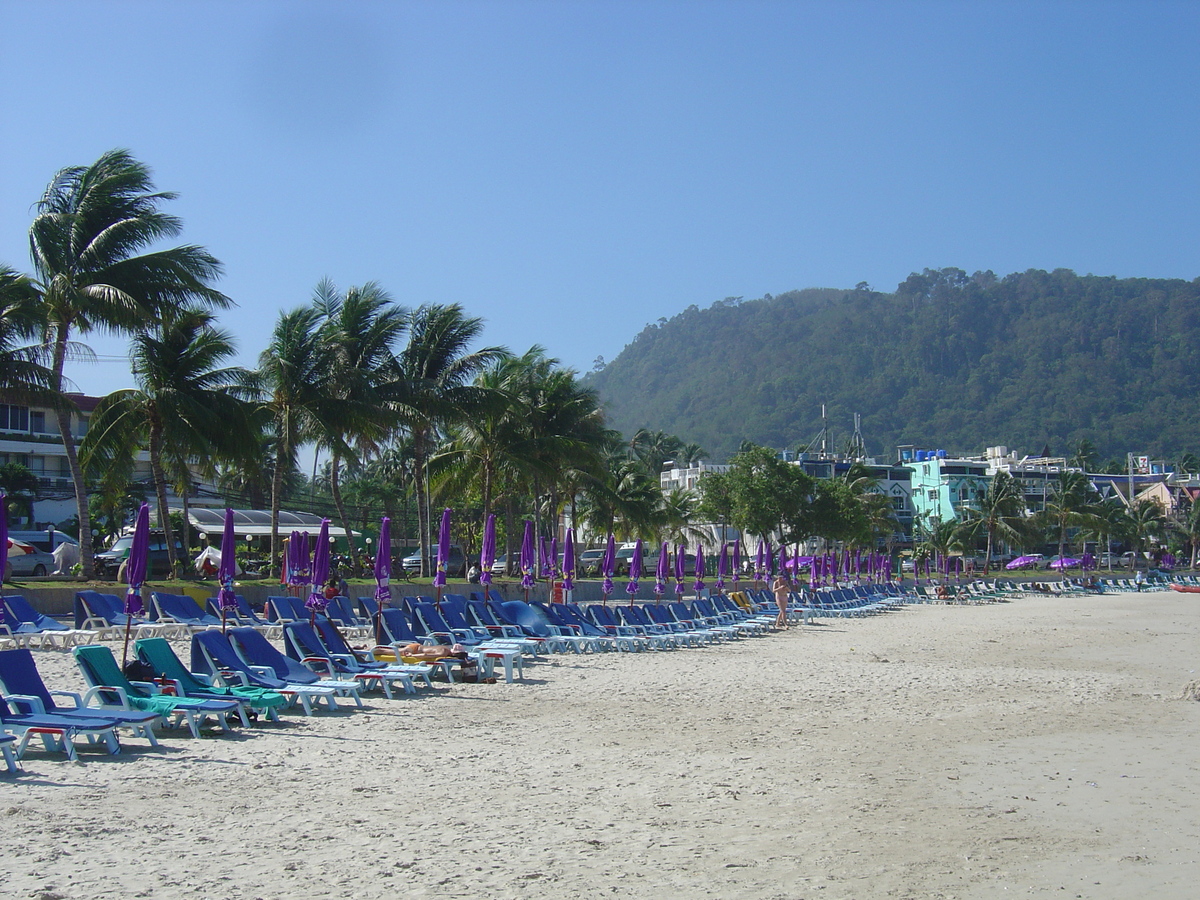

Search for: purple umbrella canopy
xmin=693 ymin=545 xmax=706 ymax=594
xmin=374 ymin=516 xmax=392 ymax=603
xmin=778 ymin=546 xmax=788 ymax=583
xmin=305 ymin=518 xmax=332 ymax=614
xmin=674 ymin=542 xmax=686 ymax=597
xmin=561 ymin=529 xmax=576 ymax=592
xmin=217 ymin=507 xmax=238 ymax=627
xmin=654 ymin=540 xmax=669 ymax=597
xmin=479 ymin=514 xmax=496 ymax=586
xmin=126 ymin=502 xmax=151 ymax=616
xmin=601 ymin=532 xmax=616 ymax=599
xmin=520 ymin=520 xmax=537 ymax=591
xmin=539 ymin=535 xmax=552 ymax=580
xmin=716 ymin=542 xmax=728 ymax=593
xmin=0 ymin=492 xmax=7 ymax=584
xmin=289 ymin=531 xmax=312 ymax=588
xmin=550 ymin=536 xmax=559 ymax=580
xmin=754 ymin=538 xmax=767 ymax=583
xmin=625 ymin=538 xmax=643 ymax=599
xmin=731 ymin=540 xmax=742 ymax=588
xmin=434 ymin=508 xmax=452 ymax=590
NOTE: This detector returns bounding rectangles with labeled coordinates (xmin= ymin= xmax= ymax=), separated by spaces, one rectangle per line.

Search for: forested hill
xmin=586 ymin=268 xmax=1200 ymax=464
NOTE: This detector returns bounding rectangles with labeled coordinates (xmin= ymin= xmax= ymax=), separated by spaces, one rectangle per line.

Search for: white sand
xmin=3 ymin=589 xmax=1199 ymax=900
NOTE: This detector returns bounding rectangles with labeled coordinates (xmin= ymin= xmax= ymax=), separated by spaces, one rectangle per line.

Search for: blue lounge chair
xmin=74 ymin=591 xmax=172 ymax=640
xmin=2 ymin=595 xmax=95 ymax=649
xmin=73 ymin=644 xmax=241 ymax=738
xmin=0 ymin=648 xmax=160 ymax=749
xmin=134 ymin=637 xmax=288 ymax=722
xmin=266 ymin=595 xmax=316 ymax=624
xmin=151 ymin=592 xmax=223 ymax=630
xmin=313 ymin=619 xmax=435 ymax=688
xmin=0 ymin=693 xmax=121 ymax=763
xmin=282 ymin=622 xmax=416 ymax=698
xmin=190 ymin=631 xmax=340 ymax=715
xmin=0 ymin=734 xmax=16 ymax=773
xmin=226 ymin=628 xmax=364 ymax=707
xmin=204 ymin=594 xmax=281 ymax=637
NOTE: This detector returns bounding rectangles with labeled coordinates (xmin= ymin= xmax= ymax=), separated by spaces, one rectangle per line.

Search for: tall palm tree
xmin=81 ymin=309 xmax=254 ymax=576
xmin=0 ymin=266 xmax=53 ymax=399
xmin=27 ymin=150 xmax=229 ymax=575
xmin=1039 ymin=470 xmax=1095 ymax=578
xmin=1127 ymin=497 xmax=1167 ymax=570
xmin=395 ymin=304 xmax=504 ymax=575
xmin=958 ymin=471 xmax=1026 ymax=574
xmin=312 ymin=279 xmax=408 ymax=543
xmin=254 ymin=306 xmax=331 ymax=574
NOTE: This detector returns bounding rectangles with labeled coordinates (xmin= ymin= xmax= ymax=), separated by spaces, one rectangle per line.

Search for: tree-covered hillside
xmin=587 ymin=268 xmax=1200 ymax=464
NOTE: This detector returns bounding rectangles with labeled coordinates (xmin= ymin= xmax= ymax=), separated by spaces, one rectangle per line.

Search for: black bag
xmin=123 ymin=659 xmax=156 ymax=683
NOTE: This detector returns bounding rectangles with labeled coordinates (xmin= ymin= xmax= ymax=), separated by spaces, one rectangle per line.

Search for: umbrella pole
xmin=121 ymin=618 xmax=133 ymax=670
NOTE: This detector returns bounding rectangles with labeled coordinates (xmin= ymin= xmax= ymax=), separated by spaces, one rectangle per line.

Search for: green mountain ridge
xmin=587 ymin=268 xmax=1200 ymax=464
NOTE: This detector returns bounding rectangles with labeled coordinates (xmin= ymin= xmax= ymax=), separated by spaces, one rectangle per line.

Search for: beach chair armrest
xmin=301 ymin=656 xmax=336 ymax=675
xmin=49 ymin=690 xmax=86 ymax=708
xmin=189 ymin=671 xmax=218 ymax=688
xmin=247 ymin=665 xmax=275 ymax=678
xmin=2 ymin=692 xmax=46 ymax=714
xmin=219 ymin=669 xmax=252 ymax=687
xmin=83 ymin=684 xmax=135 ymax=708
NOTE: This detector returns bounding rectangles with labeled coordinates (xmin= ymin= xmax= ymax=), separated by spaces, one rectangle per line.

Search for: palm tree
xmin=958 ymin=471 xmax=1026 ymax=574
xmin=312 ymin=279 xmax=408 ymax=544
xmin=1039 ymin=471 xmax=1095 ymax=578
xmin=0 ymin=266 xmax=53 ymax=399
xmin=81 ymin=309 xmax=254 ymax=576
xmin=395 ymin=304 xmax=504 ymax=575
xmin=27 ymin=150 xmax=229 ymax=576
xmin=254 ymin=306 xmax=331 ymax=574
xmin=629 ymin=429 xmax=683 ymax=477
xmin=1127 ymin=497 xmax=1167 ymax=570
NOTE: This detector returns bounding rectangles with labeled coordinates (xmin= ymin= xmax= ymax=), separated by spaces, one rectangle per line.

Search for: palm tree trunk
xmin=330 ymin=448 xmax=355 ymax=556
xmin=984 ymin=526 xmax=994 ymax=576
xmin=50 ymin=327 xmax=94 ymax=578
xmin=269 ymin=411 xmax=289 ymax=578
xmin=148 ymin=419 xmax=179 ymax=578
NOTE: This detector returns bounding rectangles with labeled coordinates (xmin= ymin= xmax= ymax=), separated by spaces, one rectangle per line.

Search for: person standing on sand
xmin=772 ymin=574 xmax=790 ymax=628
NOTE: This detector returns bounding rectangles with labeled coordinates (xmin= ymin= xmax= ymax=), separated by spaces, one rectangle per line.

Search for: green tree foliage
xmin=700 ymin=445 xmax=814 ymax=546
xmin=589 ymin=269 xmax=1200 ymax=463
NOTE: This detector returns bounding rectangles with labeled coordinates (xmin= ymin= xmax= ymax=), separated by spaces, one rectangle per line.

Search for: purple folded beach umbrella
xmin=693 ymin=545 xmax=706 ymax=594
xmin=731 ymin=540 xmax=742 ymax=589
xmin=122 ymin=502 xmax=151 ymax=665
xmin=539 ymin=535 xmax=552 ymax=580
xmin=217 ymin=507 xmax=238 ymax=631
xmin=674 ymin=543 xmax=686 ymax=598
xmin=373 ymin=516 xmax=392 ymax=641
xmin=550 ymin=536 xmax=559 ymax=580
xmin=754 ymin=538 xmax=766 ymax=583
xmin=479 ymin=514 xmax=496 ymax=587
xmin=520 ymin=520 xmax=536 ymax=593
xmin=306 ymin=518 xmax=332 ymax=617
xmin=626 ymin=539 xmax=643 ymax=601
xmin=778 ymin=546 xmax=788 ymax=583
xmin=561 ymin=528 xmax=576 ymax=592
xmin=715 ymin=542 xmax=728 ymax=593
xmin=601 ymin=533 xmax=616 ymax=601
xmin=434 ymin=507 xmax=452 ymax=593
xmin=654 ymin=540 xmax=669 ymax=599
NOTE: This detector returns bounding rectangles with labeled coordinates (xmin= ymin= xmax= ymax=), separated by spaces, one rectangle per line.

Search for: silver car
xmin=5 ymin=541 xmax=56 ymax=577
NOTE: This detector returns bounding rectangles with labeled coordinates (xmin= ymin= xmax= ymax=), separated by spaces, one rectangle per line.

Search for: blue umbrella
xmin=217 ymin=507 xmax=238 ymax=632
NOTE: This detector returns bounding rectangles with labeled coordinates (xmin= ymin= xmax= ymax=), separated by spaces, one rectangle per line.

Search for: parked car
xmin=95 ymin=533 xmax=184 ymax=579
xmin=490 ymin=553 xmax=509 ymax=576
xmin=401 ymin=545 xmax=466 ymax=578
xmin=8 ymin=529 xmax=78 ymax=554
xmin=577 ymin=548 xmax=606 ymax=576
xmin=1098 ymin=552 xmax=1126 ymax=568
xmin=4 ymin=537 xmax=56 ymax=577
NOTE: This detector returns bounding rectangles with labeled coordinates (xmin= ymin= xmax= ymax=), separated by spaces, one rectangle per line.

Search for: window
xmin=0 ymin=404 xmax=30 ymax=432
xmin=30 ymin=410 xmax=46 ymax=433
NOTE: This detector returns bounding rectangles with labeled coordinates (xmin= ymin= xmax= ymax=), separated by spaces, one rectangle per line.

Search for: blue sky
xmin=2 ymin=0 xmax=1198 ymax=398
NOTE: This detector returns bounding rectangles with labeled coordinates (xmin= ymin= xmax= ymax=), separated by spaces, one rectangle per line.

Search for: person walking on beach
xmin=1135 ymin=569 xmax=1145 ymax=592
xmin=772 ymin=574 xmax=790 ymax=629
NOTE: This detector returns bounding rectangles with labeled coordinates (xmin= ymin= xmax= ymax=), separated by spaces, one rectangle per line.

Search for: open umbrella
xmin=306 ymin=518 xmax=332 ymax=623
xmin=693 ymin=545 xmax=706 ymax=594
xmin=373 ymin=516 xmax=392 ymax=643
xmin=479 ymin=514 xmax=496 ymax=587
xmin=600 ymin=533 xmax=615 ymax=604
xmin=122 ymin=502 xmax=151 ymax=667
xmin=625 ymin=539 xmax=643 ymax=603
xmin=561 ymin=528 xmax=576 ymax=593
xmin=716 ymin=542 xmax=728 ymax=594
xmin=434 ymin=508 xmax=452 ymax=600
xmin=217 ymin=507 xmax=238 ymax=633
xmin=674 ymin=543 xmax=686 ymax=599
xmin=654 ymin=540 xmax=668 ymax=600
xmin=520 ymin=520 xmax=536 ymax=598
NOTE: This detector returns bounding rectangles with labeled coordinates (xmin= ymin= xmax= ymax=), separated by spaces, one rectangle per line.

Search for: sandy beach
xmin=3 ymin=588 xmax=1198 ymax=900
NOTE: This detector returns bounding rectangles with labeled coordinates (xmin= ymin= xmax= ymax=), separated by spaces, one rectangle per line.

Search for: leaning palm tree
xmin=395 ymin=304 xmax=504 ymax=575
xmin=253 ymin=306 xmax=332 ymax=575
xmin=312 ymin=278 xmax=408 ymax=543
xmin=81 ymin=309 xmax=254 ymax=576
xmin=958 ymin=471 xmax=1026 ymax=574
xmin=27 ymin=150 xmax=229 ymax=575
